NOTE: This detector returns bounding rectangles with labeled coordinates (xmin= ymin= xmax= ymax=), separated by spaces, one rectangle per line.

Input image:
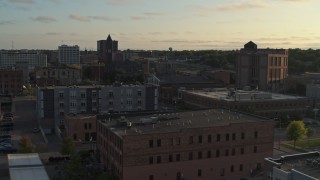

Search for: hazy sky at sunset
xmin=0 ymin=0 xmax=319 ymax=50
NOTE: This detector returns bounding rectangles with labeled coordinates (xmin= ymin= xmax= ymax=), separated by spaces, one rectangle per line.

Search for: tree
xmin=306 ymin=127 xmax=315 ymax=144
xmin=285 ymin=121 xmax=307 ymax=148
xmin=61 ymin=137 xmax=76 ymax=155
xmin=19 ymin=136 xmax=35 ymax=153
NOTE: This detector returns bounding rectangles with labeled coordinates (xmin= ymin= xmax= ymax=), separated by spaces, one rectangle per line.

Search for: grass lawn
xmin=287 ymin=138 xmax=320 ymax=149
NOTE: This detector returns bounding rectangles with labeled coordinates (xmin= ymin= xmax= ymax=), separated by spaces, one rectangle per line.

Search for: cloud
xmin=8 ymin=0 xmax=34 ymax=4
xmin=216 ymin=0 xmax=270 ymax=11
xmin=131 ymin=16 xmax=146 ymax=20
xmin=88 ymin=16 xmax=120 ymax=21
xmin=31 ymin=16 xmax=56 ymax=23
xmin=0 ymin=20 xmax=14 ymax=25
xmin=69 ymin=14 xmax=90 ymax=22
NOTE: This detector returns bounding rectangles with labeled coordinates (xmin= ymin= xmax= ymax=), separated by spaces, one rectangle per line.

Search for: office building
xmin=236 ymin=41 xmax=288 ymax=91
xmin=58 ymin=45 xmax=80 ymax=65
xmin=182 ymin=88 xmax=309 ymax=118
xmin=265 ymin=151 xmax=320 ymax=180
xmin=0 ymin=50 xmax=47 ymax=70
xmin=97 ymin=109 xmax=274 ymax=180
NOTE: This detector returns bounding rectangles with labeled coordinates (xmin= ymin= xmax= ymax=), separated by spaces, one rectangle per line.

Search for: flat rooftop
xmin=267 ymin=152 xmax=320 ymax=179
xmin=8 ymin=154 xmax=42 ymax=167
xmin=100 ymin=109 xmax=271 ymax=137
xmin=184 ymin=89 xmax=306 ymax=102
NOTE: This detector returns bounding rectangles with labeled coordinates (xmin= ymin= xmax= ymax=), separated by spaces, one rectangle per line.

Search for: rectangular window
xmin=189 ymin=152 xmax=193 ymax=160
xmin=254 ymin=146 xmax=257 ymax=153
xmin=149 ymin=157 xmax=153 ymax=164
xmin=73 ymin=133 xmax=77 ymax=140
xmin=149 ymin=140 xmax=153 ymax=148
xmin=216 ymin=150 xmax=220 ymax=157
xmin=169 ymin=155 xmax=173 ymax=162
xmin=254 ymin=131 xmax=258 ymax=138
xmin=198 ymin=135 xmax=202 ymax=143
xmin=176 ymin=154 xmax=180 ymax=161
xmin=230 ymin=165 xmax=234 ymax=173
xmin=88 ymin=123 xmax=92 ymax=129
xmin=208 ymin=134 xmax=212 ymax=143
xmin=232 ymin=148 xmax=235 ymax=156
xmin=241 ymin=132 xmax=245 ymax=140
xmin=217 ymin=134 xmax=221 ymax=142
xmin=157 ymin=139 xmax=161 ymax=147
xmin=84 ymin=123 xmax=87 ymax=130
xmin=176 ymin=137 xmax=180 ymax=145
xmin=225 ymin=149 xmax=229 ymax=156
xmin=241 ymin=148 xmax=244 ymax=155
xmin=198 ymin=169 xmax=202 ymax=177
xmin=157 ymin=156 xmax=161 ymax=163
xmin=207 ymin=151 xmax=211 ymax=158
xmin=189 ymin=136 xmax=193 ymax=144
xmin=149 ymin=175 xmax=154 ymax=180
xmin=232 ymin=133 xmax=236 ymax=140
xmin=169 ymin=138 xmax=173 ymax=146
xmin=220 ymin=168 xmax=225 ymax=177
xmin=198 ymin=151 xmax=202 ymax=159
xmin=240 ymin=164 xmax=243 ymax=171
xmin=226 ymin=134 xmax=229 ymax=141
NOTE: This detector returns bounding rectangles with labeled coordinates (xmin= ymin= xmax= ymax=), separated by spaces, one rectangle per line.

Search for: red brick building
xmin=97 ymin=109 xmax=274 ymax=180
xmin=64 ymin=114 xmax=97 ymax=143
xmin=0 ymin=69 xmax=23 ymax=95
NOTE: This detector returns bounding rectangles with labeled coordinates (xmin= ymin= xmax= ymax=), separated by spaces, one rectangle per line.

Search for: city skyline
xmin=1 ymin=0 xmax=320 ymax=50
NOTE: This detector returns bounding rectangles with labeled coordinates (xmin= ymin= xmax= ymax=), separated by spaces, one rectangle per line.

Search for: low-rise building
xmin=182 ymin=88 xmax=309 ymax=118
xmin=265 ymin=151 xmax=320 ymax=180
xmin=0 ymin=69 xmax=23 ymax=95
xmin=0 ymin=50 xmax=47 ymax=70
xmin=97 ymin=109 xmax=274 ymax=180
xmin=35 ymin=66 xmax=82 ymax=86
xmin=64 ymin=114 xmax=96 ymax=143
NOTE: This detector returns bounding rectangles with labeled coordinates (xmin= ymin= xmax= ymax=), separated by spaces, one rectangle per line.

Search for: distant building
xmin=0 ymin=94 xmax=13 ymax=113
xmin=97 ymin=109 xmax=274 ymax=180
xmin=97 ymin=35 xmax=118 ymax=74
xmin=35 ymin=66 xmax=82 ymax=86
xmin=58 ymin=45 xmax=80 ymax=65
xmin=202 ymin=70 xmax=235 ymax=86
xmin=236 ymin=41 xmax=288 ymax=92
xmin=0 ymin=69 xmax=23 ymax=95
xmin=0 ymin=50 xmax=47 ymax=70
xmin=265 ymin=151 xmax=320 ymax=180
xmin=182 ymin=88 xmax=309 ymax=118
xmin=36 ymin=84 xmax=158 ymax=134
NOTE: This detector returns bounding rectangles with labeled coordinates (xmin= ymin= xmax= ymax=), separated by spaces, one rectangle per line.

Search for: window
xmin=176 ymin=154 xmax=180 ymax=161
xmin=149 ymin=175 xmax=154 ymax=180
xmin=84 ymin=123 xmax=87 ymax=130
xmin=169 ymin=155 xmax=173 ymax=162
xmin=59 ymin=103 xmax=64 ymax=108
xmin=157 ymin=139 xmax=161 ymax=147
xmin=220 ymin=168 xmax=225 ymax=176
xmin=254 ymin=146 xmax=257 ymax=153
xmin=81 ymin=93 xmax=86 ymax=98
xmin=169 ymin=138 xmax=173 ymax=146
xmin=198 ymin=169 xmax=202 ymax=177
xmin=216 ymin=150 xmax=220 ymax=157
xmin=149 ymin=140 xmax=153 ymax=148
xmin=207 ymin=151 xmax=211 ymax=158
xmin=198 ymin=135 xmax=202 ymax=143
xmin=241 ymin=132 xmax=245 ymax=139
xmin=73 ymin=133 xmax=77 ymax=140
xmin=208 ymin=134 xmax=212 ymax=143
xmin=59 ymin=111 xmax=64 ymax=116
xmin=226 ymin=134 xmax=229 ymax=141
xmin=59 ymin=93 xmax=64 ymax=98
xmin=189 ymin=136 xmax=193 ymax=144
xmin=230 ymin=165 xmax=234 ymax=173
xmin=88 ymin=123 xmax=92 ymax=129
xmin=232 ymin=133 xmax=236 ymax=140
xmin=198 ymin=151 xmax=202 ymax=159
xmin=81 ymin=102 xmax=86 ymax=107
xmin=138 ymin=91 xmax=142 ymax=97
xmin=240 ymin=164 xmax=243 ymax=171
xmin=225 ymin=149 xmax=229 ymax=156
xmin=157 ymin=156 xmax=161 ymax=163
xmin=149 ymin=157 xmax=153 ymax=164
xmin=189 ymin=152 xmax=193 ymax=160
xmin=176 ymin=137 xmax=180 ymax=145
xmin=254 ymin=131 xmax=258 ymax=138
xmin=241 ymin=148 xmax=244 ymax=155
xmin=217 ymin=134 xmax=221 ymax=142
xmin=109 ymin=92 xmax=114 ymax=98
xmin=232 ymin=148 xmax=235 ymax=156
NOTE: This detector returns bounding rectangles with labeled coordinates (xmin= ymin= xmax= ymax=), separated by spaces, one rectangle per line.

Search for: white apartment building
xmin=0 ymin=50 xmax=47 ymax=70
xmin=58 ymin=45 xmax=80 ymax=65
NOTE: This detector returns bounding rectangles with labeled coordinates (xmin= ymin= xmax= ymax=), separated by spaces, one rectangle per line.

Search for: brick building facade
xmin=97 ymin=109 xmax=274 ymax=180
xmin=0 ymin=69 xmax=23 ymax=95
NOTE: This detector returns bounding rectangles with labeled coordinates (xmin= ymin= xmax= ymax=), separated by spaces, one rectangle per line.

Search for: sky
xmin=0 ymin=0 xmax=320 ymax=50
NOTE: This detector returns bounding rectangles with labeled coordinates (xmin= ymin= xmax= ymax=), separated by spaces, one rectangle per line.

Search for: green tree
xmin=19 ymin=136 xmax=35 ymax=153
xmin=285 ymin=121 xmax=307 ymax=148
xmin=61 ymin=137 xmax=76 ymax=155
